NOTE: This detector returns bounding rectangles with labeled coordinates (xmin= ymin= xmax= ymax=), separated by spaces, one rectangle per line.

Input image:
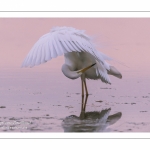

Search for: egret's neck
xmin=61 ymin=64 xmax=82 ymax=80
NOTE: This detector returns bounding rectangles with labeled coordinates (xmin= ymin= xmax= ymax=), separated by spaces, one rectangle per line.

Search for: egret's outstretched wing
xmin=22 ymin=26 xmax=112 ymax=68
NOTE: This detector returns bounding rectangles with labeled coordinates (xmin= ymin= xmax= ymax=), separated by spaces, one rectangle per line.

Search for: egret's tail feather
xmin=107 ymin=66 xmax=122 ymax=79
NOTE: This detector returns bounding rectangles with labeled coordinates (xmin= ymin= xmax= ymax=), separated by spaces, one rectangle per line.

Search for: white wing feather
xmin=22 ymin=26 xmax=111 ymax=68
xmin=22 ymin=26 xmax=113 ymax=83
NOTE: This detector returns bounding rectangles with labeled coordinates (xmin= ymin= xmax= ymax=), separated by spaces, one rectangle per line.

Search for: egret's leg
xmin=80 ymin=95 xmax=88 ymax=119
xmin=83 ymin=94 xmax=88 ymax=111
xmin=81 ymin=77 xmax=84 ymax=96
xmin=83 ymin=79 xmax=88 ymax=96
xmin=80 ymin=80 xmax=85 ymax=119
xmin=81 ymin=93 xmax=84 ymax=111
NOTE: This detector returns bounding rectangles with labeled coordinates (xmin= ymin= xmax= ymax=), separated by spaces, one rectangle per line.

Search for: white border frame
xmin=0 ymin=13 xmax=150 ymax=138
xmin=1 ymin=11 xmax=150 ymax=18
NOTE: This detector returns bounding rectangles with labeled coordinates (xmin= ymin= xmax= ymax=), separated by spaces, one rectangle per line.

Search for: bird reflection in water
xmin=62 ymin=95 xmax=122 ymax=132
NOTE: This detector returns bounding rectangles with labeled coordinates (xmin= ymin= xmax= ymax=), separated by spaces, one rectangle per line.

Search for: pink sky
xmin=0 ymin=18 xmax=150 ymax=75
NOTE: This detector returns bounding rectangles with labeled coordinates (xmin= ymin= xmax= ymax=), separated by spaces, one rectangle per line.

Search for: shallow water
xmin=0 ymin=62 xmax=150 ymax=132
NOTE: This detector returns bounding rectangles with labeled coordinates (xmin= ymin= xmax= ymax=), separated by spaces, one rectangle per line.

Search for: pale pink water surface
xmin=0 ymin=18 xmax=150 ymax=132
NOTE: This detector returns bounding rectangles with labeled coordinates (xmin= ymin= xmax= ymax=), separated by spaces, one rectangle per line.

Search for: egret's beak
xmin=77 ymin=63 xmax=96 ymax=73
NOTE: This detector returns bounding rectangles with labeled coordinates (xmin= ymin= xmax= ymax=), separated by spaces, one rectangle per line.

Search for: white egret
xmin=22 ymin=26 xmax=122 ymax=96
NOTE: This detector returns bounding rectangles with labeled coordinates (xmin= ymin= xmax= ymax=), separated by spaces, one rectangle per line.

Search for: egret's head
xmin=62 ymin=63 xmax=96 ymax=80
